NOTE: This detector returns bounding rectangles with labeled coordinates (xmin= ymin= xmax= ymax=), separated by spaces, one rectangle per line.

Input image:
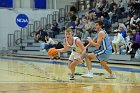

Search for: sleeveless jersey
xmin=94 ymin=30 xmax=112 ymax=55
xmin=65 ymin=37 xmax=82 ymax=53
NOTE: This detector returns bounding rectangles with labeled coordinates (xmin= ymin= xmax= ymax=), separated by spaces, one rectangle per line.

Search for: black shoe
xmin=69 ymin=75 xmax=75 ymax=80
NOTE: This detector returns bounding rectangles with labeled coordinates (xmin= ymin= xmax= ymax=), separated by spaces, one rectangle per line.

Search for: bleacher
xmin=6 ymin=1 xmax=140 ymax=65
xmin=7 ymin=31 xmax=135 ymax=65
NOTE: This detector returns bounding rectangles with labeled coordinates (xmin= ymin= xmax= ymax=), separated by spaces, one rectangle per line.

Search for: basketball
xmin=48 ymin=48 xmax=58 ymax=58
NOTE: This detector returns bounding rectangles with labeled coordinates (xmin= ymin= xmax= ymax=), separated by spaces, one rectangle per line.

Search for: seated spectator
xmin=34 ymin=28 xmax=48 ymax=42
xmin=125 ymin=30 xmax=133 ymax=54
xmin=40 ymin=35 xmax=56 ymax=52
xmin=100 ymin=16 xmax=111 ymax=34
xmin=77 ymin=19 xmax=84 ymax=29
xmin=49 ymin=20 xmax=60 ymax=38
xmin=70 ymin=21 xmax=76 ymax=29
xmin=70 ymin=11 xmax=77 ymax=22
xmin=84 ymin=20 xmax=91 ymax=31
xmin=109 ymin=0 xmax=117 ymax=12
xmin=130 ymin=13 xmax=140 ymax=29
xmin=112 ymin=30 xmax=126 ymax=54
xmin=111 ymin=5 xmax=120 ymax=23
xmin=74 ymin=28 xmax=83 ymax=39
xmin=119 ymin=26 xmax=127 ymax=38
xmin=81 ymin=28 xmax=90 ymax=41
xmin=34 ymin=32 xmax=41 ymax=43
xmin=125 ymin=15 xmax=131 ymax=26
xmin=118 ymin=0 xmax=125 ymax=12
xmin=118 ymin=20 xmax=127 ymax=32
xmin=136 ymin=21 xmax=140 ymax=31
xmin=70 ymin=6 xmax=77 ymax=13
xmin=81 ymin=28 xmax=90 ymax=46
xmin=101 ymin=8 xmax=110 ymax=20
xmin=130 ymin=29 xmax=140 ymax=54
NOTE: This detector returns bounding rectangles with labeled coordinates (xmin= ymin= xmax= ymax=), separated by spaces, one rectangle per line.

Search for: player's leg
xmin=69 ymin=53 xmax=84 ymax=80
xmin=99 ymin=53 xmax=116 ymax=79
xmin=68 ymin=53 xmax=76 ymax=80
xmin=101 ymin=61 xmax=116 ymax=79
xmin=81 ymin=53 xmax=97 ymax=77
xmin=100 ymin=61 xmax=112 ymax=74
xmin=86 ymin=53 xmax=97 ymax=70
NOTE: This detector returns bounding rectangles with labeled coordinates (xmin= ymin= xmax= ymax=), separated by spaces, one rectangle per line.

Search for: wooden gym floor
xmin=0 ymin=56 xmax=140 ymax=93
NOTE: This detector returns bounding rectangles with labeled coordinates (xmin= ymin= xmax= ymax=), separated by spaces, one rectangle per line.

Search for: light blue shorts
xmin=96 ymin=53 xmax=111 ymax=62
xmin=93 ymin=50 xmax=111 ymax=62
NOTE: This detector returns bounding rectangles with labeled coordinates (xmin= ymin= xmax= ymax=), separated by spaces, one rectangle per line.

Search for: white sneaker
xmin=116 ymin=52 xmax=120 ymax=54
xmin=40 ymin=49 xmax=46 ymax=52
xmin=106 ymin=73 xmax=116 ymax=79
xmin=81 ymin=72 xmax=93 ymax=78
xmin=112 ymin=52 xmax=116 ymax=54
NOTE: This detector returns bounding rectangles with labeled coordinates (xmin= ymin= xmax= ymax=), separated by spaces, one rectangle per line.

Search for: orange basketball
xmin=48 ymin=48 xmax=58 ymax=58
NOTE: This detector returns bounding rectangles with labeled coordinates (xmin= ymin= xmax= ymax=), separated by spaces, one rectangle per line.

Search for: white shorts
xmin=69 ymin=52 xmax=82 ymax=62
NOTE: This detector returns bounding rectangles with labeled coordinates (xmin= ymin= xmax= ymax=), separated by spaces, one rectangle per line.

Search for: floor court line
xmin=1 ymin=56 xmax=140 ymax=73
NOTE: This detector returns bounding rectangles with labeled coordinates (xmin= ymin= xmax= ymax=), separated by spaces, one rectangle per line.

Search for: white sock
xmin=88 ymin=70 xmax=93 ymax=73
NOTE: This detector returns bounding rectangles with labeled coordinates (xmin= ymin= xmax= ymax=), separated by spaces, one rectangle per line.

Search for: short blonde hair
xmin=65 ymin=28 xmax=73 ymax=33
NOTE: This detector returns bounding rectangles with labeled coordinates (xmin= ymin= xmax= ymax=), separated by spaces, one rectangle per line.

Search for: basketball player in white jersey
xmin=57 ymin=28 xmax=86 ymax=80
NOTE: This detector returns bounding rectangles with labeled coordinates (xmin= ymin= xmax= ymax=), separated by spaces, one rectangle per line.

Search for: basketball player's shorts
xmin=93 ymin=51 xmax=111 ymax=62
xmin=69 ymin=52 xmax=83 ymax=63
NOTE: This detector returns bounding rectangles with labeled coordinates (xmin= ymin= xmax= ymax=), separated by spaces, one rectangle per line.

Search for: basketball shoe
xmin=69 ymin=74 xmax=75 ymax=80
xmin=81 ymin=71 xmax=93 ymax=78
xmin=106 ymin=73 xmax=116 ymax=79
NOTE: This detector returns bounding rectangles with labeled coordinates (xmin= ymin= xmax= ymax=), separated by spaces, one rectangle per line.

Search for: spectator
xmin=34 ymin=32 xmax=41 ymax=43
xmin=131 ymin=29 xmax=140 ymax=54
xmin=136 ymin=21 xmax=140 ymax=31
xmin=84 ymin=19 xmax=91 ymax=31
xmin=111 ymin=5 xmax=120 ymax=23
xmin=109 ymin=0 xmax=117 ymax=12
xmin=118 ymin=0 xmax=125 ymax=12
xmin=77 ymin=19 xmax=84 ymax=29
xmin=118 ymin=20 xmax=127 ymax=32
xmin=81 ymin=28 xmax=90 ymax=46
xmin=112 ymin=30 xmax=126 ymax=54
xmin=101 ymin=7 xmax=110 ymax=20
xmin=125 ymin=15 xmax=131 ymax=27
xmin=50 ymin=20 xmax=60 ymax=38
xmin=130 ymin=13 xmax=140 ymax=29
xmin=81 ymin=28 xmax=90 ymax=41
xmin=119 ymin=26 xmax=127 ymax=38
xmin=70 ymin=11 xmax=77 ymax=22
xmin=40 ymin=35 xmax=56 ymax=52
xmin=70 ymin=6 xmax=77 ymax=13
xmin=125 ymin=30 xmax=133 ymax=54
xmin=100 ymin=16 xmax=111 ymax=33
xmin=34 ymin=28 xmax=48 ymax=42
xmin=74 ymin=28 xmax=83 ymax=39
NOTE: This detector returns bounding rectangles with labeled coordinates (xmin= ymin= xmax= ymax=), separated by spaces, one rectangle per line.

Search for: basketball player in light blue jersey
xmin=81 ymin=20 xmax=116 ymax=78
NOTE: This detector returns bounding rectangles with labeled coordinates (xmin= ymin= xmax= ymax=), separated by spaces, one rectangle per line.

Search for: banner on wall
xmin=0 ymin=0 xmax=13 ymax=8
xmin=16 ymin=14 xmax=29 ymax=28
xmin=34 ymin=0 xmax=46 ymax=9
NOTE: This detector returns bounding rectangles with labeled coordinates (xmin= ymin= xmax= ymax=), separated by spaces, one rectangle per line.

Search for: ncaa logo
xmin=16 ymin=14 xmax=29 ymax=28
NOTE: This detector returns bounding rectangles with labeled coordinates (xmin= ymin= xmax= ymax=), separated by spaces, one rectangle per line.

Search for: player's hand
xmin=87 ymin=37 xmax=93 ymax=44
